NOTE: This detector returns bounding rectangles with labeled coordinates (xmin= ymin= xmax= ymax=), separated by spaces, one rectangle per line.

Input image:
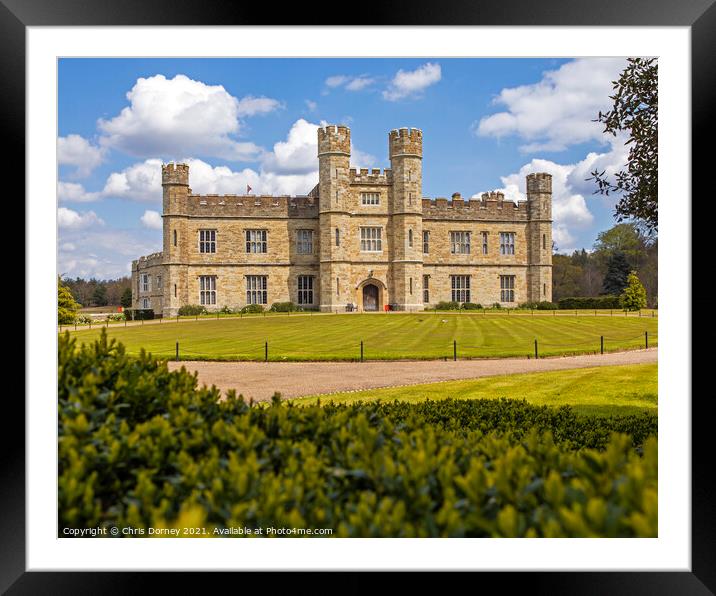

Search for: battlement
xmin=133 ymin=251 xmax=164 ymax=270
xmin=526 ymin=172 xmax=552 ymax=194
xmin=388 ymin=127 xmax=423 ymax=158
xmin=162 ymin=162 xmax=189 ymax=186
xmin=421 ymin=194 xmax=528 ymax=221
xmin=186 ymin=193 xmax=319 ymax=218
xmin=318 ymin=124 xmax=351 ymax=156
xmin=349 ymin=167 xmax=393 ymax=185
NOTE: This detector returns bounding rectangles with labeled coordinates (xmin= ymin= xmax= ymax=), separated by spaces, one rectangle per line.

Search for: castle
xmin=132 ymin=125 xmax=552 ymax=315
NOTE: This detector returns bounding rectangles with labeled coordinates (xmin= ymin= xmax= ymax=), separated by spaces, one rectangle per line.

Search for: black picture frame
xmin=8 ymin=0 xmax=709 ymax=592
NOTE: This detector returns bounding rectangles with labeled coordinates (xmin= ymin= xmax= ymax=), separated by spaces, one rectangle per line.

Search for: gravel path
xmin=167 ymin=348 xmax=658 ymax=402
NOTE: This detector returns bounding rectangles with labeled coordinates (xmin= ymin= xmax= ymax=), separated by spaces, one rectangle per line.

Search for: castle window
xmin=174 ymin=284 xmax=177 ymax=298
xmin=543 ymin=283 xmax=547 ymax=297
xmin=297 ymin=229 xmax=313 ymax=254
xmin=499 ymin=232 xmax=515 ymax=255
xmin=543 ymin=234 xmax=547 ymax=250
xmin=246 ymin=229 xmax=267 ymax=253
xmin=360 ymin=227 xmax=382 ymax=252
xmin=199 ymin=229 xmax=216 ymax=253
xmin=500 ymin=275 xmax=515 ymax=303
xmin=246 ymin=275 xmax=267 ymax=305
xmin=141 ymin=274 xmax=150 ymax=293
xmin=335 ymin=228 xmax=340 ymax=246
xmin=199 ymin=275 xmax=216 ymax=306
xmin=156 ymin=275 xmax=162 ymax=290
xmin=423 ymin=231 xmax=430 ymax=254
xmin=336 ymin=277 xmax=340 ymax=296
xmin=409 ymin=277 xmax=413 ymax=295
xmin=481 ymin=232 xmax=488 ymax=255
xmin=173 ymin=230 xmax=177 ymax=247
xmin=450 ymin=231 xmax=471 ymax=255
xmin=451 ymin=275 xmax=470 ymax=303
xmin=297 ymin=275 xmax=314 ymax=305
xmin=409 ymin=192 xmax=413 ymax=205
xmin=142 ymin=297 xmax=150 ymax=309
xmin=336 ymin=190 xmax=339 ymax=203
xmin=408 ymin=229 xmax=413 ymax=248
xmin=361 ymin=192 xmax=380 ymax=206
xmin=423 ymin=275 xmax=430 ymax=303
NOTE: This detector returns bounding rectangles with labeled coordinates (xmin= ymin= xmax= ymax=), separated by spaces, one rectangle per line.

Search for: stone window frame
xmin=408 ymin=228 xmax=413 ymax=248
xmin=423 ymin=230 xmax=430 ymax=254
xmin=199 ymin=229 xmax=217 ymax=254
xmin=199 ymin=275 xmax=217 ymax=306
xmin=245 ymin=229 xmax=268 ymax=254
xmin=450 ymin=231 xmax=471 ymax=255
xmin=173 ymin=229 xmax=177 ymax=247
xmin=296 ymin=229 xmax=314 ymax=254
xmin=481 ymin=231 xmax=489 ymax=255
xmin=423 ymin=274 xmax=430 ymax=303
xmin=142 ymin=297 xmax=150 ymax=309
xmin=335 ymin=228 xmax=340 ymax=247
xmin=499 ymin=232 xmax=516 ymax=256
xmin=297 ymin=275 xmax=314 ymax=305
xmin=359 ymin=226 xmax=383 ymax=252
xmin=361 ymin=192 xmax=380 ymax=206
xmin=156 ymin=275 xmax=162 ymax=290
xmin=141 ymin=273 xmax=150 ymax=293
xmin=500 ymin=275 xmax=515 ymax=302
xmin=246 ymin=275 xmax=268 ymax=305
xmin=451 ymin=275 xmax=470 ymax=303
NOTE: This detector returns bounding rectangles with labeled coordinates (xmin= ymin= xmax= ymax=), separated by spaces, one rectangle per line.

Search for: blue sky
xmin=58 ymin=57 xmax=631 ymax=279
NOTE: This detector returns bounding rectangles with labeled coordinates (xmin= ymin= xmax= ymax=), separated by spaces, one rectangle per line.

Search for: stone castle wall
xmin=132 ymin=126 xmax=553 ymax=316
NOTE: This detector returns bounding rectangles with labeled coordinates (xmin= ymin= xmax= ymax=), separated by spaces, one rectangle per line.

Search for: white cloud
xmin=57 ymin=207 xmax=104 ymax=230
xmin=97 ymin=74 xmax=266 ymax=161
xmin=383 ymin=63 xmax=441 ymax=101
xmin=474 ymin=58 xmax=627 ymax=152
xmin=101 ymin=158 xmax=164 ymax=202
xmin=236 ymin=95 xmax=284 ymax=117
xmin=58 ymin=134 xmax=105 ymax=177
xmin=140 ymin=210 xmax=163 ymax=230
xmin=305 ymin=99 xmax=317 ymax=112
xmin=325 ymin=74 xmax=375 ymax=92
xmin=261 ymin=118 xmax=321 ymax=176
xmin=57 ymin=181 xmax=100 ymax=203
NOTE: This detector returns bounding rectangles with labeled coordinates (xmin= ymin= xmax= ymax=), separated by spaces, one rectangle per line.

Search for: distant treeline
xmin=553 ymin=224 xmax=657 ymax=308
xmin=62 ymin=276 xmax=132 ymax=307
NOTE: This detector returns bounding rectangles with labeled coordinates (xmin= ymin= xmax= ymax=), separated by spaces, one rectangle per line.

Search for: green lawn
xmin=66 ymin=312 xmax=658 ymax=362
xmin=293 ymin=363 xmax=658 ymax=417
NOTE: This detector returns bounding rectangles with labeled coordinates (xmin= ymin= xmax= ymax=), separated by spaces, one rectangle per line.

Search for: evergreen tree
xmin=58 ymin=277 xmax=80 ymax=324
xmin=601 ymin=252 xmax=631 ymax=295
xmin=620 ymin=271 xmax=647 ymax=311
xmin=120 ymin=287 xmax=133 ymax=308
xmin=92 ymin=284 xmax=109 ymax=306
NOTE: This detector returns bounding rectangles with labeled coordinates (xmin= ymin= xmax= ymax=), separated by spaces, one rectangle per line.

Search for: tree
xmin=621 ymin=271 xmax=647 ymax=311
xmin=590 ymin=57 xmax=658 ymax=231
xmin=602 ymin=252 xmax=631 ymax=295
xmin=120 ymin=287 xmax=133 ymax=308
xmin=58 ymin=278 xmax=80 ymax=324
xmin=92 ymin=284 xmax=109 ymax=306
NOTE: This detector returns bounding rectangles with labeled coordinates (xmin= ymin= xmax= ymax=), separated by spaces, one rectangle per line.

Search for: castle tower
xmin=162 ymin=163 xmax=190 ymax=316
xmin=389 ymin=128 xmax=424 ymax=310
xmin=317 ymin=125 xmax=351 ymax=311
xmin=526 ymin=172 xmax=553 ymax=302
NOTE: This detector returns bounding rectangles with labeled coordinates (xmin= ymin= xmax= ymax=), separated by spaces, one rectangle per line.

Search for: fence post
xmin=453 ymin=340 xmax=457 ymax=361
xmin=265 ymin=341 xmax=268 ymax=362
xmin=534 ymin=339 xmax=538 ymax=359
xmin=601 ymin=336 xmax=604 ymax=355
xmin=75 ymin=322 xmax=77 ymax=331
xmin=176 ymin=341 xmax=179 ymax=361
xmin=611 ymin=310 xmax=613 ymax=317
xmin=89 ymin=320 xmax=92 ymax=330
xmin=360 ymin=340 xmax=364 ymax=362
xmin=645 ymin=331 xmax=648 ymax=349
xmin=141 ymin=318 xmax=144 ymax=325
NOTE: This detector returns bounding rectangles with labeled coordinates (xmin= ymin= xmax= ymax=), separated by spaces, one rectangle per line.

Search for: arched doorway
xmin=362 ymin=284 xmax=379 ymax=311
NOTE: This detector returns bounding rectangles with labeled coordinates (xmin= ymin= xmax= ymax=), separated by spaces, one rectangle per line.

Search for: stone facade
xmin=132 ymin=125 xmax=552 ymax=316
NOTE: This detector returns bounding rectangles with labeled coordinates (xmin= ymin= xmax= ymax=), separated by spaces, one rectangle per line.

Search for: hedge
xmin=123 ymin=308 xmax=154 ymax=321
xmin=177 ymin=304 xmax=207 ymax=316
xmin=558 ymin=296 xmax=623 ymax=310
xmin=269 ymin=302 xmax=298 ymax=312
xmin=58 ymin=331 xmax=657 ymax=538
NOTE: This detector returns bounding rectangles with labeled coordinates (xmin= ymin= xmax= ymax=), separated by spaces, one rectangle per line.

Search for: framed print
xmin=7 ymin=0 xmax=711 ymax=591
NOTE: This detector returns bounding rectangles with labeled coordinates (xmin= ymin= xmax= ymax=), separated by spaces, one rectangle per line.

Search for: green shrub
xmin=558 ymin=296 xmax=622 ymax=310
xmin=76 ymin=314 xmax=93 ymax=325
xmin=58 ymin=331 xmax=657 ymax=538
xmin=178 ymin=304 xmax=208 ymax=316
xmin=219 ymin=305 xmax=234 ymax=315
xmin=491 ymin=302 xmax=502 ymax=309
xmin=520 ymin=301 xmax=558 ymax=310
xmin=435 ymin=301 xmax=460 ymax=310
xmin=461 ymin=302 xmax=482 ymax=310
xmin=269 ymin=301 xmax=298 ymax=312
xmin=241 ymin=304 xmax=264 ymax=314
xmin=106 ymin=313 xmax=126 ymax=321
